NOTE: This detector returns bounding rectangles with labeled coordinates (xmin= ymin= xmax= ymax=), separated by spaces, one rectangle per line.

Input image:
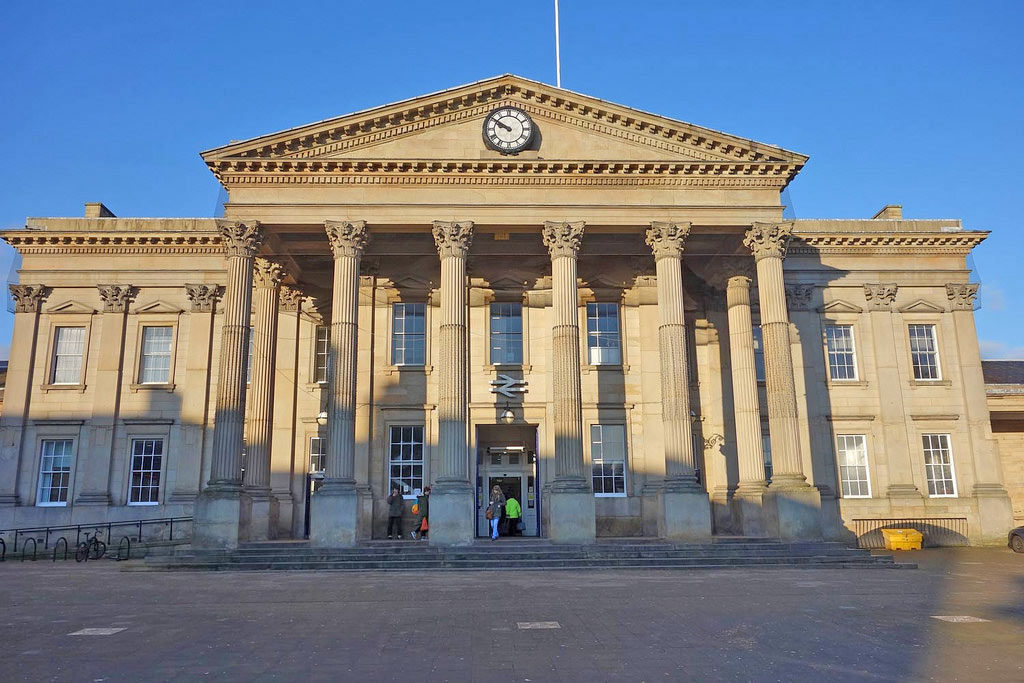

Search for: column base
xmin=733 ymin=485 xmax=769 ymax=537
xmin=548 ymin=487 xmax=596 ymax=544
xmin=710 ymin=486 xmax=735 ymax=535
xmin=240 ymin=490 xmax=280 ymax=541
xmin=193 ymin=486 xmax=242 ymax=549
xmin=428 ymin=483 xmax=475 ymax=547
xmin=973 ymin=484 xmax=1014 ymax=545
xmin=309 ymin=487 xmax=359 ymax=548
xmin=764 ymin=484 xmax=822 ymax=540
xmin=658 ymin=489 xmax=712 ymax=541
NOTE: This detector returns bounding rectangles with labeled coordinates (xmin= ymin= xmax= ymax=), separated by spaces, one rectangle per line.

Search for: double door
xmin=477 ymin=448 xmax=539 ymax=537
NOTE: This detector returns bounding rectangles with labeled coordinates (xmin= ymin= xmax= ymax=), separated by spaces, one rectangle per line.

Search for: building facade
xmin=0 ymin=75 xmax=1015 ymax=547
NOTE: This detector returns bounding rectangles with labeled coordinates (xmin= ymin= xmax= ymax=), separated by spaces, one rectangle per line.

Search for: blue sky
xmin=1 ymin=1 xmax=1021 ymax=360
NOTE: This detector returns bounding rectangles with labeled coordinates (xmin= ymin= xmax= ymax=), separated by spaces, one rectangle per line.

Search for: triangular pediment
xmin=900 ymin=299 xmax=946 ymax=313
xmin=820 ymin=299 xmax=863 ymax=314
xmin=133 ymin=300 xmax=183 ymax=314
xmin=203 ymin=74 xmax=806 ymax=186
xmin=47 ymin=300 xmax=96 ymax=314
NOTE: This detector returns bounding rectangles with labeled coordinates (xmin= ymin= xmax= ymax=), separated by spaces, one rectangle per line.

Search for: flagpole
xmin=554 ymin=0 xmax=561 ymax=88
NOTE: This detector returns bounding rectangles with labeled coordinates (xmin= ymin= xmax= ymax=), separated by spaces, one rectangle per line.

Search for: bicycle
xmin=75 ymin=530 xmax=106 ymax=562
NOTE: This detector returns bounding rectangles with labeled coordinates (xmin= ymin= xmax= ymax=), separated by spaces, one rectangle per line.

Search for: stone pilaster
xmin=241 ymin=258 xmax=284 ymax=540
xmin=727 ymin=274 xmax=769 ymax=535
xmin=542 ymin=220 xmax=596 ymax=543
xmin=429 ymin=220 xmax=475 ymax=546
xmin=645 ymin=221 xmax=711 ymax=540
xmin=0 ymin=285 xmax=49 ymax=506
xmin=193 ymin=220 xmax=264 ymax=549
xmin=309 ymin=219 xmax=367 ymax=547
xmin=946 ymin=283 xmax=1014 ymax=542
xmin=76 ymin=284 xmax=137 ymax=505
xmin=743 ymin=222 xmax=821 ymax=539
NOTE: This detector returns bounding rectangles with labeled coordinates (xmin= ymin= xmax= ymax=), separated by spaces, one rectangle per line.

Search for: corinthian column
xmin=241 ymin=258 xmax=284 ymax=540
xmin=726 ymin=274 xmax=768 ymax=536
xmin=645 ymin=221 xmax=711 ymax=540
xmin=193 ymin=220 xmax=264 ymax=549
xmin=310 ymin=219 xmax=367 ymax=547
xmin=542 ymin=220 xmax=596 ymax=543
xmin=429 ymin=221 xmax=475 ymax=546
xmin=743 ymin=222 xmax=821 ymax=539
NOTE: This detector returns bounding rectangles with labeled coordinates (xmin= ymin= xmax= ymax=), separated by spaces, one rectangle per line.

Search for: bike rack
xmin=20 ymin=537 xmax=37 ymax=561
xmin=52 ymin=537 xmax=69 ymax=562
xmin=117 ymin=536 xmax=131 ymax=561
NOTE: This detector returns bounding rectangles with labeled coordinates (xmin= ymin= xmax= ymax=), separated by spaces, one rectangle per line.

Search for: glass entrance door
xmin=477 ymin=446 xmax=539 ymax=537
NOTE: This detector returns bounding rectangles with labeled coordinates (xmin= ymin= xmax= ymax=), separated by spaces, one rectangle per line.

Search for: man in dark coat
xmin=386 ymin=485 xmax=405 ymax=539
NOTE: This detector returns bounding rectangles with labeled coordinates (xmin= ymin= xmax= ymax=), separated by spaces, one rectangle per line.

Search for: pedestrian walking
xmin=411 ymin=486 xmax=430 ymax=540
xmin=505 ymin=494 xmax=522 ymax=536
xmin=386 ymin=485 xmax=405 ymax=539
xmin=486 ymin=485 xmax=505 ymax=540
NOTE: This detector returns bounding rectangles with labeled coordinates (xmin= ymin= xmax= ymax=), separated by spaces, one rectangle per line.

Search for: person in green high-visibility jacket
xmin=505 ymin=495 xmax=523 ymax=536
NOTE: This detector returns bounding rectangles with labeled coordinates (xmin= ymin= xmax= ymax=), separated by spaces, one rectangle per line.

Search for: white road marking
xmin=68 ymin=627 xmax=127 ymax=636
xmin=930 ymin=615 xmax=990 ymax=623
xmin=517 ymin=621 xmax=560 ymax=630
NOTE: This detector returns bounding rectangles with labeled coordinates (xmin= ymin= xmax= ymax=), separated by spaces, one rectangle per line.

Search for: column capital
xmin=864 ymin=283 xmax=898 ymax=311
xmin=785 ymin=283 xmax=815 ymax=311
xmin=9 ymin=284 xmax=49 ymax=313
xmin=97 ymin=284 xmax=137 ymax=313
xmin=645 ymin=221 xmax=691 ymax=260
xmin=185 ymin=284 xmax=223 ymax=313
xmin=743 ymin=222 xmax=793 ymax=261
xmin=727 ymin=275 xmax=752 ymax=290
xmin=279 ymin=285 xmax=303 ymax=311
xmin=432 ymin=220 xmax=474 ymax=259
xmin=217 ymin=220 xmax=265 ymax=258
xmin=542 ymin=220 xmax=586 ymax=259
xmin=324 ymin=220 xmax=368 ymax=259
xmin=946 ymin=283 xmax=979 ymax=311
xmin=253 ymin=258 xmax=285 ymax=289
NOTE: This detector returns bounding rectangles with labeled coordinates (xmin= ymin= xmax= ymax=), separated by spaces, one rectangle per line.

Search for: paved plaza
xmin=0 ymin=548 xmax=1022 ymax=681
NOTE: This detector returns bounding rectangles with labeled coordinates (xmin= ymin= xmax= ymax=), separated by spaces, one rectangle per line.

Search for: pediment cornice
xmin=0 ymin=230 xmax=223 ymax=255
xmin=789 ymin=232 xmax=988 ymax=255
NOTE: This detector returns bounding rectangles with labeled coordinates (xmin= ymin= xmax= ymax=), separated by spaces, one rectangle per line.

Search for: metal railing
xmin=0 ymin=516 xmax=192 ymax=559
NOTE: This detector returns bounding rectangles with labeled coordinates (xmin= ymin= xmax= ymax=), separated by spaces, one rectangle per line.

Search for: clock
xmin=483 ymin=107 xmax=535 ymax=154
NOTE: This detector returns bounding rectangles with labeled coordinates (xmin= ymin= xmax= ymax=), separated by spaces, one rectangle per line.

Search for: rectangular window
xmin=37 ymin=439 xmax=73 ymax=506
xmin=246 ymin=327 xmax=254 ymax=384
xmin=909 ymin=324 xmax=941 ymax=380
xmin=309 ymin=436 xmax=326 ymax=473
xmin=51 ymin=327 xmax=85 ymax=384
xmin=825 ymin=324 xmax=858 ymax=381
xmin=586 ymin=303 xmax=622 ymax=365
xmin=752 ymin=326 xmax=765 ymax=382
xmin=314 ymin=325 xmax=329 ymax=383
xmin=128 ymin=438 xmax=163 ymax=505
xmin=388 ymin=425 xmax=424 ymax=497
xmin=836 ymin=434 xmax=870 ymax=497
xmin=591 ymin=424 xmax=626 ymax=496
xmin=761 ymin=432 xmax=773 ymax=482
xmin=391 ymin=303 xmax=426 ymax=365
xmin=922 ymin=433 xmax=957 ymax=497
xmin=138 ymin=326 xmax=173 ymax=384
xmin=490 ymin=303 xmax=523 ymax=365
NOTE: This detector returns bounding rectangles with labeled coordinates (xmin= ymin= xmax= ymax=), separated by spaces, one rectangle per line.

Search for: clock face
xmin=483 ymin=107 xmax=534 ymax=154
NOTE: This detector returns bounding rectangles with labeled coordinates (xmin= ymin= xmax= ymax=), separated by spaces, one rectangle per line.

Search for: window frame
xmin=387 ymin=424 xmax=425 ymax=500
xmin=48 ymin=324 xmax=89 ymax=387
xmin=127 ymin=437 xmax=165 ymax=506
xmin=390 ymin=302 xmax=428 ymax=367
xmin=134 ymin=323 xmax=177 ymax=387
xmin=908 ymin=323 xmax=942 ymax=381
xmin=589 ymin=423 xmax=627 ymax=498
xmin=824 ymin=323 xmax=859 ymax=382
xmin=751 ymin=324 xmax=766 ymax=383
xmin=36 ymin=438 xmax=75 ymax=507
xmin=488 ymin=301 xmax=525 ymax=367
xmin=921 ymin=433 xmax=958 ymax=498
xmin=312 ymin=324 xmax=330 ymax=384
xmin=308 ymin=435 xmax=327 ymax=473
xmin=585 ymin=302 xmax=623 ymax=366
xmin=835 ymin=434 xmax=871 ymax=498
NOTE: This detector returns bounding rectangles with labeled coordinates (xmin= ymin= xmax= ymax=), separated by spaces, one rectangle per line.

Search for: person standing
xmin=505 ymin=494 xmax=522 ymax=536
xmin=386 ymin=485 xmax=405 ymax=539
xmin=411 ymin=486 xmax=430 ymax=540
xmin=487 ymin=485 xmax=505 ymax=541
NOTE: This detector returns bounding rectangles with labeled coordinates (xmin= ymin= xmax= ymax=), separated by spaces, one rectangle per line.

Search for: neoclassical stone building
xmin=0 ymin=75 xmax=1014 ymax=547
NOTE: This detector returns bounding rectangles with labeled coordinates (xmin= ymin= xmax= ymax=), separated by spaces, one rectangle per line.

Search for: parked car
xmin=1010 ymin=527 xmax=1024 ymax=553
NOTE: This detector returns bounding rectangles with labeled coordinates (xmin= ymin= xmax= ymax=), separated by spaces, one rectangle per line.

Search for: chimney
xmin=84 ymin=202 xmax=116 ymax=218
xmin=871 ymin=204 xmax=902 ymax=220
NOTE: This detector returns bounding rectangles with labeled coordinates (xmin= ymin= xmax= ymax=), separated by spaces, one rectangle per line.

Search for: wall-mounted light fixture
xmin=499 ymin=405 xmax=515 ymax=425
xmin=316 ymin=411 xmax=328 ymax=427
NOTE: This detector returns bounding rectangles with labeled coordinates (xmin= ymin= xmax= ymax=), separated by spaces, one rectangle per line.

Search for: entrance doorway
xmin=475 ymin=424 xmax=540 ymax=537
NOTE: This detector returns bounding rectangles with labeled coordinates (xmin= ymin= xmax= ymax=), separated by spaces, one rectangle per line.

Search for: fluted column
xmin=743 ymin=222 xmax=821 ymax=539
xmin=241 ymin=258 xmax=284 ymax=540
xmin=727 ymin=274 xmax=768 ymax=535
xmin=310 ymin=219 xmax=367 ymax=547
xmin=645 ymin=222 xmax=711 ymax=539
xmin=193 ymin=220 xmax=264 ymax=549
xmin=428 ymin=221 xmax=475 ymax=546
xmin=542 ymin=221 xmax=595 ymax=543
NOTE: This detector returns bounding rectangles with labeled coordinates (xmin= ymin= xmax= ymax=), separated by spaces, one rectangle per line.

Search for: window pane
xmin=52 ymin=327 xmax=85 ymax=384
xmin=388 ymin=425 xmax=424 ymax=495
xmin=587 ymin=303 xmax=621 ymax=365
xmin=139 ymin=326 xmax=173 ymax=384
xmin=752 ymin=326 xmax=765 ymax=382
xmin=490 ymin=303 xmax=523 ymax=365
xmin=909 ymin=325 xmax=940 ymax=380
xmin=392 ymin=304 xmax=426 ymax=365
xmin=38 ymin=439 xmax=74 ymax=505
xmin=314 ymin=326 xmax=329 ymax=383
xmin=922 ymin=433 xmax=956 ymax=496
xmin=826 ymin=325 xmax=857 ymax=381
xmin=591 ymin=424 xmax=626 ymax=495
xmin=128 ymin=439 xmax=163 ymax=504
xmin=836 ymin=434 xmax=870 ymax=497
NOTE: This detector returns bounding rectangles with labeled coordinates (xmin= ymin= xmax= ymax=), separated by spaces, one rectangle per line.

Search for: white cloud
xmin=979 ymin=339 xmax=1024 ymax=360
